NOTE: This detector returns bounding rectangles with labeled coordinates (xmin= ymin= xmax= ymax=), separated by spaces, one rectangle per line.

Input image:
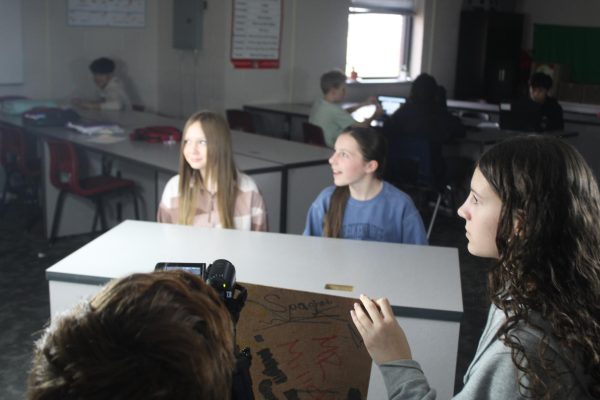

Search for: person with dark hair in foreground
xmin=27 ymin=271 xmax=235 ymax=400
xmin=352 ymin=135 xmax=600 ymax=399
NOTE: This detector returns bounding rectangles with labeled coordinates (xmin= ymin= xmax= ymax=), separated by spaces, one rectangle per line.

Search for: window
xmin=345 ymin=9 xmax=412 ymax=79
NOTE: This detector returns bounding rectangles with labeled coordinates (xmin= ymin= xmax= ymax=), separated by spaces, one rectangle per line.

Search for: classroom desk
xmin=46 ymin=220 xmax=463 ymax=400
xmin=228 ymin=130 xmax=333 ymax=233
xmin=78 ymin=110 xmax=333 ymax=234
xmin=0 ymin=110 xmax=332 ymax=236
xmin=0 ymin=112 xmax=282 ymax=237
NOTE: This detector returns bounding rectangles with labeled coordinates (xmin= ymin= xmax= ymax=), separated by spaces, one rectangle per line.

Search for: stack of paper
xmin=67 ymin=121 xmax=124 ymax=135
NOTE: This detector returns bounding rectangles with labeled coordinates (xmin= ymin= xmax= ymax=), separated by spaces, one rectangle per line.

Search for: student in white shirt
xmin=74 ymin=57 xmax=131 ymax=111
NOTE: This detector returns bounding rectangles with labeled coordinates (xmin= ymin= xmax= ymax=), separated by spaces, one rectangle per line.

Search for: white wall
xmin=157 ymin=0 xmax=228 ymax=117
xmin=288 ymin=0 xmax=349 ymax=104
xmin=426 ymin=0 xmax=463 ymax=95
xmin=1 ymin=0 xmax=462 ymax=113
xmin=152 ymin=0 xmax=348 ymax=117
xmin=0 ymin=0 xmax=23 ymax=85
xmin=0 ymin=0 xmax=523 ymax=111
xmin=0 ymin=1 xmax=160 ymax=108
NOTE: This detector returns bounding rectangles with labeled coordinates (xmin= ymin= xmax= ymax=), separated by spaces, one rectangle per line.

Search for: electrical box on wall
xmin=173 ymin=0 xmax=205 ymax=50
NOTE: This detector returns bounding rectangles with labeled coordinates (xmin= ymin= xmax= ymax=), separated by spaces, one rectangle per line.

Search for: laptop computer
xmin=377 ymin=95 xmax=406 ymax=117
xmin=499 ymin=101 xmax=541 ymax=132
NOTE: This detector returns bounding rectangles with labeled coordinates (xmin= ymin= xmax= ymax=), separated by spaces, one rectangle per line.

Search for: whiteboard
xmin=67 ymin=0 xmax=146 ymax=28
xmin=0 ymin=0 xmax=23 ymax=84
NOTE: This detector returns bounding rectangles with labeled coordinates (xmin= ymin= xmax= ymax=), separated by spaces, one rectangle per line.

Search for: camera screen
xmin=163 ymin=266 xmax=203 ymax=275
xmin=155 ymin=263 xmax=205 ymax=277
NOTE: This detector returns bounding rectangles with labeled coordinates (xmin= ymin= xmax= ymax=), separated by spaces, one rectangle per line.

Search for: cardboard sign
xmin=236 ymin=283 xmax=372 ymax=400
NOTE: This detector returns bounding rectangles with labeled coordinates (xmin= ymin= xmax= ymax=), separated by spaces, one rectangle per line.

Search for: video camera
xmin=155 ymin=259 xmax=253 ymax=400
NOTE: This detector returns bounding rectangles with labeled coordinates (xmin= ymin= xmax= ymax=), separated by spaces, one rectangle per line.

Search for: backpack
xmin=129 ymin=126 xmax=182 ymax=143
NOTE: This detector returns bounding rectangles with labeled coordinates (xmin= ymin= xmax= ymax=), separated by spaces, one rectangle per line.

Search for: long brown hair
xmin=178 ymin=111 xmax=238 ymax=228
xmin=323 ymin=127 xmax=387 ymax=237
xmin=478 ymin=135 xmax=600 ymax=398
xmin=28 ymin=271 xmax=235 ymax=399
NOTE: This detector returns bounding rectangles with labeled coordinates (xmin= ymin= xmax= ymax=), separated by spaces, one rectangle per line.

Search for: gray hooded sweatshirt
xmin=380 ymin=305 xmax=594 ymax=399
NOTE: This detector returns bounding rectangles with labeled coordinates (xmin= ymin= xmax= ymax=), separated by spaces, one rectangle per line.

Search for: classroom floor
xmin=0 ymin=200 xmax=490 ymax=399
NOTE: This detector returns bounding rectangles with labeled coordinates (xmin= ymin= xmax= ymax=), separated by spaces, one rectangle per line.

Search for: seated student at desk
xmin=309 ymin=70 xmax=383 ymax=147
xmin=157 ymin=111 xmax=267 ymax=231
xmin=352 ymin=136 xmax=600 ymax=399
xmin=304 ymin=126 xmax=427 ymax=244
xmin=383 ymin=73 xmax=466 ymax=188
xmin=508 ymin=72 xmax=564 ymax=132
xmin=73 ymin=57 xmax=131 ymax=111
xmin=27 ymin=270 xmax=236 ymax=399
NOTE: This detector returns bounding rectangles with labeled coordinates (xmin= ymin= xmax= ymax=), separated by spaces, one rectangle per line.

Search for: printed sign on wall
xmin=231 ymin=0 xmax=282 ymax=69
xmin=67 ymin=0 xmax=146 ymax=28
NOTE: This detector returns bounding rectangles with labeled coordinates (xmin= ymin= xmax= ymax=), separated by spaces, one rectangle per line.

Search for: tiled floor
xmin=0 ymin=201 xmax=490 ymax=399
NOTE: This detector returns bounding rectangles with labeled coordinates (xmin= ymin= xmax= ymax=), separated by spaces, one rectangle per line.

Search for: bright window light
xmin=346 ymin=13 xmax=408 ymax=79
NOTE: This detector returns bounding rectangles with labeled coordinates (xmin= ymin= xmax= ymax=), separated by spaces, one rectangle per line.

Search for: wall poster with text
xmin=231 ymin=0 xmax=282 ymax=69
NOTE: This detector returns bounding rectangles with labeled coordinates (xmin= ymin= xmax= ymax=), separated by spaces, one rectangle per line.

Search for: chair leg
xmin=1 ymin=170 xmax=16 ymax=209
xmin=50 ymin=191 xmax=66 ymax=243
xmin=91 ymin=203 xmax=100 ymax=232
xmin=96 ymin=197 xmax=108 ymax=232
xmin=131 ymin=188 xmax=139 ymax=219
xmin=427 ymin=192 xmax=443 ymax=240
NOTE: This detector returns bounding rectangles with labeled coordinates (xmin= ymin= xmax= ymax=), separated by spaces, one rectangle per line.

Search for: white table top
xmin=245 ymin=100 xmax=600 ymax=121
xmin=446 ymin=99 xmax=500 ymax=113
xmin=46 ymin=220 xmax=463 ymax=321
xmin=230 ymin=131 xmax=332 ymax=165
xmin=0 ymin=112 xmax=278 ymax=174
xmin=73 ymin=109 xmax=332 ymax=168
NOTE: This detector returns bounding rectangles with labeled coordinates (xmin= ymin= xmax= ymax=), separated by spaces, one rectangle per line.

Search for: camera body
xmin=155 ymin=259 xmax=236 ymax=301
xmin=155 ymin=259 xmax=252 ymax=399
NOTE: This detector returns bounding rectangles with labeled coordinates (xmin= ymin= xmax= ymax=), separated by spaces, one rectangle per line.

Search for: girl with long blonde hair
xmin=157 ymin=111 xmax=267 ymax=231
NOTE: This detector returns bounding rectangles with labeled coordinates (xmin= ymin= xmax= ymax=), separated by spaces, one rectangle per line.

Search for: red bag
xmin=129 ymin=126 xmax=182 ymax=143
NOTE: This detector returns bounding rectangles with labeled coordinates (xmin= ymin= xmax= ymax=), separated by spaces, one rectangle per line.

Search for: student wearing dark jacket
xmin=383 ymin=73 xmax=466 ymax=189
xmin=528 ymin=71 xmax=564 ymax=131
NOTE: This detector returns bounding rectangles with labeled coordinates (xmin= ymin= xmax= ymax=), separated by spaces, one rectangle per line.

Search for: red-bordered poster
xmin=231 ymin=0 xmax=282 ymax=69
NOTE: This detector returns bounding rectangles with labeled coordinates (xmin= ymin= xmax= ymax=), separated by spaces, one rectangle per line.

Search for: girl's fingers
xmin=350 ymin=308 xmax=366 ymax=336
xmin=351 ymin=303 xmax=375 ymax=339
xmin=360 ymin=294 xmax=384 ymax=324
xmin=375 ymin=297 xmax=395 ymax=320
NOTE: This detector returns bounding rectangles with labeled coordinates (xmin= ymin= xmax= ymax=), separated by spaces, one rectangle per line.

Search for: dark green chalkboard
xmin=533 ymin=24 xmax=600 ymax=84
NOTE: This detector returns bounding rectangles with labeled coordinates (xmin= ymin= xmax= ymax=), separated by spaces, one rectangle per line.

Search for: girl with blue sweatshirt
xmin=303 ymin=127 xmax=427 ymax=245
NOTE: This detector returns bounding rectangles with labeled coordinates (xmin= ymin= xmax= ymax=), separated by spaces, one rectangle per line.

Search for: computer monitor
xmin=498 ymin=101 xmax=541 ymax=132
xmin=377 ymin=96 xmax=406 ymax=116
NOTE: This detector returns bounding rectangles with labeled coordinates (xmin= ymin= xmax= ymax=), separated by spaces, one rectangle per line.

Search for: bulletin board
xmin=236 ymin=283 xmax=372 ymax=399
xmin=230 ymin=0 xmax=282 ymax=68
xmin=67 ymin=0 xmax=146 ymax=28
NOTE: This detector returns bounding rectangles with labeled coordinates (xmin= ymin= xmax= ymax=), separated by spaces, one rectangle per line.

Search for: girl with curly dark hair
xmin=351 ymin=135 xmax=600 ymax=399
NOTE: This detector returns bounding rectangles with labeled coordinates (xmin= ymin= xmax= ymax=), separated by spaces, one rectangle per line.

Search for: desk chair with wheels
xmin=302 ymin=122 xmax=328 ymax=147
xmin=46 ymin=139 xmax=139 ymax=242
xmin=226 ymin=109 xmax=256 ymax=133
xmin=386 ymin=136 xmax=448 ymax=240
xmin=0 ymin=124 xmax=41 ymax=219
